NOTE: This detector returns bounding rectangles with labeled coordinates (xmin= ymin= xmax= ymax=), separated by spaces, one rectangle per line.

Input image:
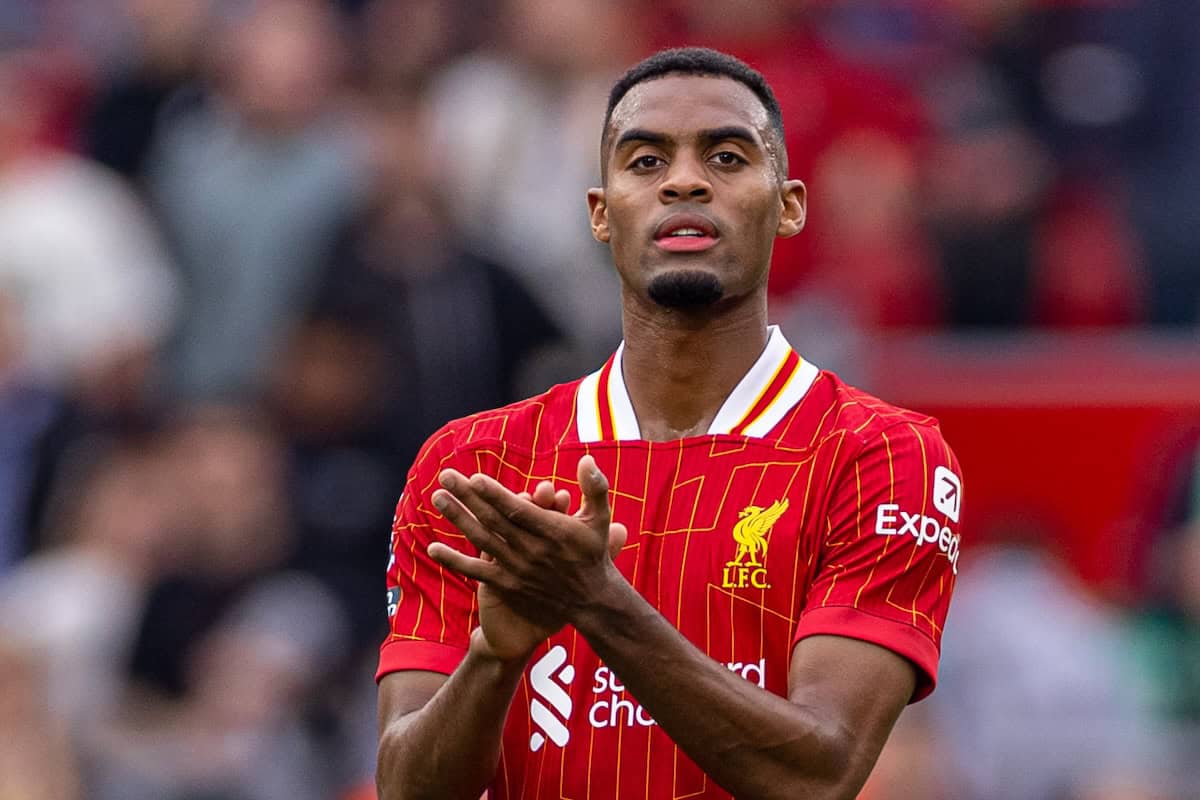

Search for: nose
xmin=658 ymin=154 xmax=712 ymax=203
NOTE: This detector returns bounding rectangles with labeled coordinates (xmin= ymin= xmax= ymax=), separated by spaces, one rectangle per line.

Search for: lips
xmin=653 ymin=213 xmax=720 ymax=253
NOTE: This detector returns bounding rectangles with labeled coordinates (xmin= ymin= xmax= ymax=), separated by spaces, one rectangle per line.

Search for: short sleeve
xmin=794 ymin=422 xmax=963 ymax=701
xmin=376 ymin=427 xmax=478 ymax=681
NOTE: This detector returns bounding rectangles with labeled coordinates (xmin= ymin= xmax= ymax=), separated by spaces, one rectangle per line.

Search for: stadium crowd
xmin=0 ymin=0 xmax=1197 ymax=798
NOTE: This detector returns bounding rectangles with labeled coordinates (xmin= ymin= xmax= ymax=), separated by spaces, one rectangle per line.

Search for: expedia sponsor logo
xmin=722 ymin=499 xmax=788 ymax=589
xmin=933 ymin=467 xmax=961 ymax=523
xmin=874 ymin=504 xmax=961 ymax=574
xmin=386 ymin=586 xmax=399 ymax=618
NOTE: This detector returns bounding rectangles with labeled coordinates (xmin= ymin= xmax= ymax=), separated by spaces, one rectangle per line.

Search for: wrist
xmin=572 ymin=562 xmax=640 ymax=638
xmin=468 ymin=627 xmax=537 ymax=671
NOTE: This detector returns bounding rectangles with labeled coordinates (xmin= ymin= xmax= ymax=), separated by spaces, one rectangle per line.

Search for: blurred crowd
xmin=0 ymin=1 xmax=1197 ymax=798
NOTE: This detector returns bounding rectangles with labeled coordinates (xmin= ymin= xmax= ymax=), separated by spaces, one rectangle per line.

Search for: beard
xmin=647 ymin=270 xmax=725 ymax=310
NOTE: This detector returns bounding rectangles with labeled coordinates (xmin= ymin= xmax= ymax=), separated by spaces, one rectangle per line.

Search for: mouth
xmin=653 ymin=213 xmax=720 ymax=253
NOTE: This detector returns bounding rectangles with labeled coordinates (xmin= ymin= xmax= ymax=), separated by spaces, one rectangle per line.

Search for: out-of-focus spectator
xmin=270 ymin=311 xmax=403 ymax=651
xmin=84 ymin=0 xmax=216 ymax=182
xmin=1115 ymin=0 xmax=1200 ymax=325
xmin=0 ymin=52 xmax=179 ymax=388
xmin=910 ymin=2 xmax=1147 ymax=328
xmin=426 ymin=0 xmax=638 ymax=366
xmin=1129 ymin=524 xmax=1200 ymax=723
xmin=932 ymin=539 xmax=1162 ymax=800
xmin=127 ymin=406 xmax=292 ymax=697
xmin=321 ymin=91 xmax=563 ymax=455
xmin=354 ymin=0 xmax=467 ymax=99
xmin=921 ymin=43 xmax=1052 ymax=327
xmin=0 ymin=639 xmax=82 ymax=800
xmin=92 ymin=572 xmax=349 ymax=800
xmin=0 ymin=50 xmax=178 ymax=565
xmin=147 ymin=0 xmax=367 ymax=401
xmin=0 ymin=442 xmax=182 ymax=730
xmin=1125 ymin=436 xmax=1200 ymax=796
xmin=279 ymin=90 xmax=562 ymax=649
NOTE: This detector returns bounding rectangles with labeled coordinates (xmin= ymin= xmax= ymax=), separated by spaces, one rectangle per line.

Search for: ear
xmin=587 ymin=187 xmax=610 ymax=243
xmin=775 ymin=179 xmax=806 ymax=239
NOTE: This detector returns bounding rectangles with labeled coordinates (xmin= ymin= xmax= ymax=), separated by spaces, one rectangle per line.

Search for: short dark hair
xmin=602 ymin=47 xmax=787 ymax=180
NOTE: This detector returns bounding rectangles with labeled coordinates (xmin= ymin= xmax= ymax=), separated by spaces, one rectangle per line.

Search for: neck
xmin=619 ymin=289 xmax=769 ymax=441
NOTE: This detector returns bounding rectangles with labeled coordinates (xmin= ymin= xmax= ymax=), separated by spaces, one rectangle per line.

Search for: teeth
xmin=669 ymin=228 xmax=703 ymax=237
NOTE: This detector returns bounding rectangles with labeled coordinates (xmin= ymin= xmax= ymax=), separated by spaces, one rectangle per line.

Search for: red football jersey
xmin=379 ymin=326 xmax=963 ymax=799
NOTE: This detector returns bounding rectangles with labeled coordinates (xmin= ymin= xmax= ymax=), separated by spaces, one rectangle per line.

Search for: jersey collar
xmin=575 ymin=325 xmax=819 ymax=443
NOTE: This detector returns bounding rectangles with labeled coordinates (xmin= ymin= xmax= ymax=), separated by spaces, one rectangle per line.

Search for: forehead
xmin=609 ymin=74 xmax=771 ymax=144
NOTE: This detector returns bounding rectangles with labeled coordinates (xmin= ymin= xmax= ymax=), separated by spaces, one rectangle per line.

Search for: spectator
xmin=147 ymin=0 xmax=368 ymax=400
xmin=278 ymin=90 xmax=563 ymax=649
xmin=127 ymin=406 xmax=292 ymax=698
xmin=425 ymin=0 xmax=638 ymax=367
xmin=353 ymin=0 xmax=467 ymax=100
xmin=0 ymin=442 xmax=182 ymax=731
xmin=91 ymin=572 xmax=349 ymax=800
xmin=0 ymin=50 xmax=179 ymax=564
xmin=1126 ymin=441 xmax=1200 ymax=795
xmin=932 ymin=538 xmax=1160 ymax=799
xmin=0 ymin=51 xmax=179 ymax=391
xmin=84 ymin=0 xmax=217 ymax=183
xmin=1115 ymin=0 xmax=1200 ymax=325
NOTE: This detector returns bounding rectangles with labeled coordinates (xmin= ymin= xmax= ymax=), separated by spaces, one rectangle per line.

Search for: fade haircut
xmin=601 ymin=47 xmax=788 ymax=181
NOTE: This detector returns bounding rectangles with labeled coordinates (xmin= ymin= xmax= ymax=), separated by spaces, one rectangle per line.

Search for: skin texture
xmin=377 ymin=74 xmax=917 ymax=800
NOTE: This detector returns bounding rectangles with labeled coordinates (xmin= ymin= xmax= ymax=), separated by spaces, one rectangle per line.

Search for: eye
xmin=710 ymin=151 xmax=745 ymax=167
xmin=630 ymin=154 xmax=664 ymax=170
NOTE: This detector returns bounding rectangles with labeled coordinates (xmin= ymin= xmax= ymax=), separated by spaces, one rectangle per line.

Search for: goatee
xmin=647 ymin=270 xmax=724 ymax=310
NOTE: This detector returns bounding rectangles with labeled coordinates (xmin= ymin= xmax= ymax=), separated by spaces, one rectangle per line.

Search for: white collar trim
xmin=575 ymin=325 xmax=819 ymax=443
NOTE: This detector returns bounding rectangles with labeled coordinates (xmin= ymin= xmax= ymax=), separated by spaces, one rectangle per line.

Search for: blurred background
xmin=0 ymin=0 xmax=1196 ymax=798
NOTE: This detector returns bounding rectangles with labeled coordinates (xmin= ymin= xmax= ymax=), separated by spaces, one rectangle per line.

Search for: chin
xmin=646 ymin=270 xmax=725 ymax=310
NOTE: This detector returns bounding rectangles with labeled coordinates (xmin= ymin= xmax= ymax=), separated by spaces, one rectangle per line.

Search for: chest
xmin=482 ymin=440 xmax=836 ymax=663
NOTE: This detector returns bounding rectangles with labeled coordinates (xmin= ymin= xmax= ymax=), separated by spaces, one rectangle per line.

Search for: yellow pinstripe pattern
xmin=384 ymin=369 xmax=958 ymax=799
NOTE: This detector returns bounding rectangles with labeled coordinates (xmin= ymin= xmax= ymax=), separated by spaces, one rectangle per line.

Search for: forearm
xmin=377 ymin=631 xmax=525 ymax=800
xmin=574 ymin=576 xmax=854 ymax=800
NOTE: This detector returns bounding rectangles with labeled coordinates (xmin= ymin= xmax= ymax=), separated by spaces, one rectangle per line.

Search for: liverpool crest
xmin=722 ymin=499 xmax=789 ymax=589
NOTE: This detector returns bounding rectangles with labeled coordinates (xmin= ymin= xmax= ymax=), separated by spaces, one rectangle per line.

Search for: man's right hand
xmin=471 ymin=480 xmax=571 ymax=663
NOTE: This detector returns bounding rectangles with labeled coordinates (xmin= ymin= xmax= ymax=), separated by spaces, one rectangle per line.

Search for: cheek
xmin=605 ymin=197 xmax=643 ymax=249
xmin=739 ymin=191 xmax=782 ymax=246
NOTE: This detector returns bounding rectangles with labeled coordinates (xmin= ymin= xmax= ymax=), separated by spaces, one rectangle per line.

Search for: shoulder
xmin=409 ymin=378 xmax=584 ymax=473
xmin=781 ymin=369 xmax=946 ymax=451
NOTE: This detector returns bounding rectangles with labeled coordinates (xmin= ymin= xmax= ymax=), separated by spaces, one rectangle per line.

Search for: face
xmin=588 ymin=75 xmax=805 ymax=310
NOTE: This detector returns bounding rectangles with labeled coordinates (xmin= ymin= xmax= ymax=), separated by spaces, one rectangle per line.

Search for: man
xmin=376 ymin=48 xmax=963 ymax=800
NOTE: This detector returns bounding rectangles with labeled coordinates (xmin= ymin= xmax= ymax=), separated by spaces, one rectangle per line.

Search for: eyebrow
xmin=698 ymin=126 xmax=759 ymax=147
xmin=614 ymin=128 xmax=668 ymax=149
xmin=613 ymin=125 xmax=761 ymax=150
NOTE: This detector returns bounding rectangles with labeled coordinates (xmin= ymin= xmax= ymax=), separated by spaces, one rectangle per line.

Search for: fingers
xmin=438 ymin=470 xmax=555 ymax=545
xmin=530 ymin=480 xmax=556 ymax=509
xmin=607 ymin=522 xmax=628 ymax=559
xmin=432 ymin=481 xmax=521 ymax=562
xmin=521 ymin=482 xmax=570 ymax=513
xmin=576 ymin=455 xmax=611 ymax=526
xmin=428 ymin=542 xmax=504 ymax=584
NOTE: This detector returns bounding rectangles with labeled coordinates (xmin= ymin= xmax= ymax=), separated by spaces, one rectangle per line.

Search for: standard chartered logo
xmin=528 ymin=648 xmax=767 ymax=751
xmin=529 ymin=646 xmax=575 ymax=752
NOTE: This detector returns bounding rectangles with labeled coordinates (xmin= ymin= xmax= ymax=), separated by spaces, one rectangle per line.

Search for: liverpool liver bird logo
xmin=728 ymin=499 xmax=789 ymax=567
